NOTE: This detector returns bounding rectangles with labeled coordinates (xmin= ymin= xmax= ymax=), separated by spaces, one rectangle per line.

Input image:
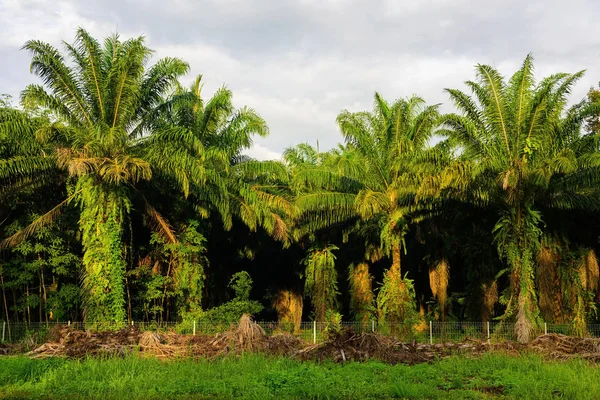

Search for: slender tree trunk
xmin=41 ymin=266 xmax=47 ymax=324
xmin=26 ymin=285 xmax=30 ymax=327
xmin=162 ymin=256 xmax=174 ymax=323
xmin=125 ymin=276 xmax=132 ymax=323
xmin=11 ymin=288 xmax=18 ymax=322
xmin=1 ymin=274 xmax=10 ymax=338
xmin=38 ymin=267 xmax=42 ymax=323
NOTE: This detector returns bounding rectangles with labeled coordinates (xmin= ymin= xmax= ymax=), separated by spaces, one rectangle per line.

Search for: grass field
xmin=1 ymin=353 xmax=599 ymax=399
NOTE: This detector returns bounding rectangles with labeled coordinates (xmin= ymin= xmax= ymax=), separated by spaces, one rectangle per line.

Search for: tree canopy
xmin=1 ymin=31 xmax=600 ymax=343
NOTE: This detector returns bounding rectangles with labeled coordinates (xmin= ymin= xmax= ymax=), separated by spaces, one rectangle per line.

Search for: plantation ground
xmin=1 ymin=354 xmax=599 ymax=399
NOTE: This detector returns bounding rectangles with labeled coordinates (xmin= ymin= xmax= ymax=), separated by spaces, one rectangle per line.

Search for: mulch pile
xmin=26 ymin=325 xmax=140 ymax=358
xmin=16 ymin=317 xmax=600 ymax=364
xmin=24 ymin=314 xmax=304 ymax=360
xmin=296 ymin=330 xmax=497 ymax=365
xmin=529 ymin=333 xmax=600 ymax=361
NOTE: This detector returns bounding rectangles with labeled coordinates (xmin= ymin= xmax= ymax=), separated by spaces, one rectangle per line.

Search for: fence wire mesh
xmin=2 ymin=320 xmax=600 ymax=345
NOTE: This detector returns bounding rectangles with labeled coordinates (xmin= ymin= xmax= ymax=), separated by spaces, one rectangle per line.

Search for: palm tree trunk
xmin=391 ymin=242 xmax=402 ymax=276
xmin=511 ymin=204 xmax=540 ymax=343
xmin=80 ymin=180 xmax=127 ymax=327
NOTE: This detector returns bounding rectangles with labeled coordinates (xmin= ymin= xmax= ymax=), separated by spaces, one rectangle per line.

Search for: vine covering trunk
xmin=79 ymin=179 xmax=128 ymax=325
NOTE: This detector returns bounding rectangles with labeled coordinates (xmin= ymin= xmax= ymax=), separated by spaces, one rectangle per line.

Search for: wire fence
xmin=2 ymin=320 xmax=600 ymax=345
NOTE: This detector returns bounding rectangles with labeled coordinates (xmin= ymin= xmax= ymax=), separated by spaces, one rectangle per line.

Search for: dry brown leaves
xmin=20 ymin=319 xmax=600 ymax=365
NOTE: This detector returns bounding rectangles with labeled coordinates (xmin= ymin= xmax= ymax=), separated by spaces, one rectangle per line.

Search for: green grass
xmin=0 ymin=353 xmax=599 ymax=399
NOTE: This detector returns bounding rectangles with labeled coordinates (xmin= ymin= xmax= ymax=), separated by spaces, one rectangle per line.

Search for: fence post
xmin=313 ymin=321 xmax=317 ymax=344
xmin=429 ymin=321 xmax=433 ymax=345
xmin=131 ymin=320 xmax=134 ymax=327
xmin=68 ymin=320 xmax=71 ymax=326
xmin=193 ymin=320 xmax=196 ymax=336
xmin=2 ymin=321 xmax=5 ymax=343
xmin=371 ymin=320 xmax=375 ymax=333
xmin=487 ymin=321 xmax=490 ymax=344
xmin=544 ymin=322 xmax=547 ymax=335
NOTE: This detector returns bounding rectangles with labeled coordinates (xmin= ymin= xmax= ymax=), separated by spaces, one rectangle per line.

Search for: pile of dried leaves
xmin=24 ymin=314 xmax=304 ymax=360
xmin=529 ymin=334 xmax=600 ymax=361
xmin=295 ymin=330 xmax=499 ymax=365
xmin=26 ymin=326 xmax=140 ymax=359
xmin=18 ymin=318 xmax=600 ymax=364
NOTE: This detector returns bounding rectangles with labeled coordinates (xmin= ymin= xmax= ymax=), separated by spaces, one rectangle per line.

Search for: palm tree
xmin=152 ymin=75 xmax=294 ymax=243
xmin=0 ymin=29 xmax=211 ymax=324
xmin=439 ymin=54 xmax=600 ymax=342
xmin=293 ymin=94 xmax=441 ymax=326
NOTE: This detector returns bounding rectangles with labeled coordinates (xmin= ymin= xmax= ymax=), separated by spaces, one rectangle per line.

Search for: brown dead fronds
xmin=273 ymin=290 xmax=303 ymax=333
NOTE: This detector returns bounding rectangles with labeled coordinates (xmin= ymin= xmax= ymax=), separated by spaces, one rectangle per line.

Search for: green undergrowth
xmin=1 ymin=353 xmax=599 ymax=399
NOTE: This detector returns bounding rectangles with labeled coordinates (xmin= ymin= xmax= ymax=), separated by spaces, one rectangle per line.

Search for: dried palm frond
xmin=429 ymin=259 xmax=449 ymax=317
xmin=481 ymin=280 xmax=498 ymax=323
xmin=348 ymin=263 xmax=375 ymax=324
xmin=273 ymin=290 xmax=303 ymax=333
xmin=1 ymin=189 xmax=81 ymax=247
xmin=537 ymin=246 xmax=561 ymax=322
xmin=144 ymin=201 xmax=177 ymax=244
xmin=581 ymin=249 xmax=599 ymax=292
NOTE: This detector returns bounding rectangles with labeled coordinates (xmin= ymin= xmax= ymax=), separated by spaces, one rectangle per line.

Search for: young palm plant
xmin=438 ymin=54 xmax=600 ymax=342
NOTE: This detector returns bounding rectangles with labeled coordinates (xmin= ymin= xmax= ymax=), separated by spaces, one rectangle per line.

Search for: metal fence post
xmin=544 ymin=322 xmax=547 ymax=335
xmin=193 ymin=320 xmax=196 ymax=336
xmin=487 ymin=321 xmax=490 ymax=343
xmin=429 ymin=321 xmax=433 ymax=345
xmin=313 ymin=321 xmax=317 ymax=344
xmin=2 ymin=321 xmax=5 ymax=343
xmin=371 ymin=320 xmax=375 ymax=333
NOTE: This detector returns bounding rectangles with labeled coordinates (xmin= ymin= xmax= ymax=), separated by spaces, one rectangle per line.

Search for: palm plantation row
xmin=1 ymin=29 xmax=599 ymax=342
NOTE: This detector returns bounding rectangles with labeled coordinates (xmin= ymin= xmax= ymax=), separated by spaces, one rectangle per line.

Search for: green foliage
xmin=78 ymin=179 xmax=128 ymax=325
xmin=229 ymin=271 xmax=253 ymax=301
xmin=303 ymin=244 xmax=339 ymax=321
xmin=440 ymin=54 xmax=600 ymax=341
xmin=3 ymin=211 xmax=81 ymax=322
xmin=184 ymin=271 xmax=263 ymax=325
xmin=2 ymin=29 xmax=600 ymax=339
xmin=377 ymin=272 xmax=419 ymax=337
xmin=323 ymin=309 xmax=342 ymax=339
xmin=195 ymin=299 xmax=264 ymax=326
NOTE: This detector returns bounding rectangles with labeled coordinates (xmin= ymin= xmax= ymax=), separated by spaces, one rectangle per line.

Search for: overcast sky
xmin=1 ymin=0 xmax=599 ymax=159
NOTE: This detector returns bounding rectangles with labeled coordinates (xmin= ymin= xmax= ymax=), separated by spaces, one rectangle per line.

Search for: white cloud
xmin=1 ymin=0 xmax=600 ymax=159
xmin=245 ymin=143 xmax=283 ymax=161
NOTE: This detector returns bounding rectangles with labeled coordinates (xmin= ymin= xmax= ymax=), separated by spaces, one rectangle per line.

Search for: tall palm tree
xmin=439 ymin=55 xmax=600 ymax=342
xmin=294 ymin=94 xmax=441 ymax=326
xmin=1 ymin=29 xmax=211 ymax=324
xmin=152 ymin=75 xmax=294 ymax=243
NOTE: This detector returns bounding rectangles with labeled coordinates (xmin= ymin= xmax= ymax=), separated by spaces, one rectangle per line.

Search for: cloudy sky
xmin=1 ymin=0 xmax=599 ymax=159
